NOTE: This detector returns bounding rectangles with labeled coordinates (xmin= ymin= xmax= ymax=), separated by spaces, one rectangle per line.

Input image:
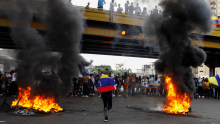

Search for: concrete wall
xmin=198 ymin=63 xmax=210 ymax=77
xmin=215 ymin=67 xmax=220 ymax=75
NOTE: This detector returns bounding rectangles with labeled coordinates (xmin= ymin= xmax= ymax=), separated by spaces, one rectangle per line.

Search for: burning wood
xmin=163 ymin=76 xmax=191 ymax=115
xmin=11 ymin=87 xmax=63 ymax=113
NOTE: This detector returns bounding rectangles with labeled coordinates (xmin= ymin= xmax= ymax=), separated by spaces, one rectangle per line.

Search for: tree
xmin=115 ymin=63 xmax=136 ymax=77
xmin=115 ymin=63 xmax=124 ymax=72
xmin=92 ymin=65 xmax=112 ymax=73
xmin=92 ymin=64 xmax=137 ymax=77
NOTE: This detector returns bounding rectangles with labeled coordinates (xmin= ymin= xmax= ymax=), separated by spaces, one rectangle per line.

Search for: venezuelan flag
xmin=208 ymin=75 xmax=220 ymax=87
xmin=212 ymin=16 xmax=219 ymax=26
xmin=97 ymin=74 xmax=116 ymax=93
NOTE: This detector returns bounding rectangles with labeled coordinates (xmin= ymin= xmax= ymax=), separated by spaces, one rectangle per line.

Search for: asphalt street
xmin=0 ymin=94 xmax=220 ymax=124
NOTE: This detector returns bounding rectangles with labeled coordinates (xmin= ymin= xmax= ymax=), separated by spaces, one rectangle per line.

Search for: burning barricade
xmin=10 ymin=87 xmax=63 ymax=115
xmin=163 ymin=76 xmax=191 ymax=115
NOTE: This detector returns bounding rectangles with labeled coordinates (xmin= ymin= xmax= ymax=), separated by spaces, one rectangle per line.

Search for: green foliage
xmin=91 ymin=65 xmax=112 ymax=73
xmin=92 ymin=64 xmax=136 ymax=77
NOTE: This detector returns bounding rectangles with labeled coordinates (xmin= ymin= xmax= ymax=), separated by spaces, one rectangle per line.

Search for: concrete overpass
xmin=0 ymin=1 xmax=220 ymax=75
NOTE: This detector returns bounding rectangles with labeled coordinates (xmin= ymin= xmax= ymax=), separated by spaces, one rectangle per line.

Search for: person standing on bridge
xmin=142 ymin=7 xmax=148 ymax=16
xmin=134 ymin=3 xmax=141 ymax=15
xmin=117 ymin=4 xmax=123 ymax=13
xmin=97 ymin=68 xmax=116 ymax=122
xmin=125 ymin=0 xmax=130 ymax=14
xmin=98 ymin=0 xmax=106 ymax=9
xmin=128 ymin=2 xmax=134 ymax=15
xmin=110 ymin=0 xmax=117 ymax=12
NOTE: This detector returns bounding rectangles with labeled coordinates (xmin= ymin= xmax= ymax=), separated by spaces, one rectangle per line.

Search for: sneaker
xmin=89 ymin=93 xmax=92 ymax=96
xmin=75 ymin=95 xmax=77 ymax=96
xmin=70 ymin=95 xmax=73 ymax=97
xmin=118 ymin=95 xmax=121 ymax=97
xmin=104 ymin=117 xmax=108 ymax=122
xmin=104 ymin=107 xmax=108 ymax=117
xmin=81 ymin=92 xmax=83 ymax=95
xmin=202 ymin=96 xmax=204 ymax=98
xmin=98 ymin=95 xmax=101 ymax=97
xmin=199 ymin=95 xmax=201 ymax=98
xmin=93 ymin=93 xmax=95 ymax=96
xmin=0 ymin=94 xmax=3 ymax=96
xmin=124 ymin=95 xmax=128 ymax=98
xmin=77 ymin=93 xmax=79 ymax=95
xmin=85 ymin=95 xmax=89 ymax=98
xmin=81 ymin=95 xmax=85 ymax=97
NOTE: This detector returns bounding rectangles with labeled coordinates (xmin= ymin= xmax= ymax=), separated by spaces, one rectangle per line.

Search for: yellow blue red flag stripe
xmin=97 ymin=75 xmax=116 ymax=93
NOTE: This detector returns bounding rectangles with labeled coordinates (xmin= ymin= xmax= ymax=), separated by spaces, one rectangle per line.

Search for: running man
xmin=97 ymin=69 xmax=116 ymax=122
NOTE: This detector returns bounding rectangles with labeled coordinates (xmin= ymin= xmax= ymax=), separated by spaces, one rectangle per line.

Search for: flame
xmin=163 ymin=76 xmax=191 ymax=114
xmin=11 ymin=87 xmax=63 ymax=112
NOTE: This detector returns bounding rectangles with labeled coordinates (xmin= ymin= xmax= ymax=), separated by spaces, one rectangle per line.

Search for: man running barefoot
xmin=97 ymin=69 xmax=116 ymax=122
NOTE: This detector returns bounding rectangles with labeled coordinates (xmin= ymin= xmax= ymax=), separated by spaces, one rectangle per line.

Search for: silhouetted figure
xmin=159 ymin=10 xmax=162 ymax=14
xmin=98 ymin=0 xmax=106 ymax=9
xmin=134 ymin=3 xmax=141 ymax=15
xmin=125 ymin=0 xmax=130 ymax=14
xmin=150 ymin=11 xmax=153 ymax=17
xmin=153 ymin=6 xmax=158 ymax=15
xmin=110 ymin=0 xmax=117 ymax=12
xmin=117 ymin=4 xmax=123 ymax=13
xmin=86 ymin=2 xmax=90 ymax=8
xmin=142 ymin=7 xmax=148 ymax=16
xmin=128 ymin=2 xmax=134 ymax=15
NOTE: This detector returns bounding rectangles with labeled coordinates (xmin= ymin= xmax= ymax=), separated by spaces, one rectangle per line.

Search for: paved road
xmin=0 ymin=94 xmax=219 ymax=124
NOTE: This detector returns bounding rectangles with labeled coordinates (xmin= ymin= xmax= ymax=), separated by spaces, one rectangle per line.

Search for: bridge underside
xmin=1 ymin=26 xmax=220 ymax=69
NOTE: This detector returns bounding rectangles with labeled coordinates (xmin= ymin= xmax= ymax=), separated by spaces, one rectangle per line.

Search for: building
xmin=207 ymin=0 xmax=220 ymax=16
xmin=141 ymin=62 xmax=155 ymax=76
xmin=215 ymin=67 xmax=220 ymax=75
xmin=197 ymin=63 xmax=210 ymax=77
xmin=136 ymin=69 xmax=142 ymax=77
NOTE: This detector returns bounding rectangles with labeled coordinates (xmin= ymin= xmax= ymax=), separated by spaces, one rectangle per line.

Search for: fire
xmin=11 ymin=87 xmax=63 ymax=112
xmin=164 ymin=76 xmax=191 ymax=114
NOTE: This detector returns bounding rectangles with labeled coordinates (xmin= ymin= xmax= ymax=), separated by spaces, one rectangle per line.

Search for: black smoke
xmin=143 ymin=0 xmax=213 ymax=95
xmin=2 ymin=0 xmax=92 ymax=97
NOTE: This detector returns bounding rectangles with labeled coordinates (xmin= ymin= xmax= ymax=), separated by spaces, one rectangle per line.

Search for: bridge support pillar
xmin=210 ymin=66 xmax=215 ymax=77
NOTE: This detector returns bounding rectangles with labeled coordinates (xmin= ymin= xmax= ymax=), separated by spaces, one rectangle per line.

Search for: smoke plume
xmin=143 ymin=0 xmax=213 ymax=94
xmin=2 ymin=0 xmax=91 ymax=97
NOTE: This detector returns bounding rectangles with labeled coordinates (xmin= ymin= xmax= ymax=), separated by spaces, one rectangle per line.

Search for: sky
xmin=81 ymin=54 xmax=157 ymax=72
xmin=71 ymin=0 xmax=162 ymax=13
xmin=72 ymin=0 xmax=160 ymax=72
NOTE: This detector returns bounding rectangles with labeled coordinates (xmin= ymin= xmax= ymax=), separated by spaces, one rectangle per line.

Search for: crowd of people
xmin=71 ymin=70 xmax=220 ymax=100
xmin=72 ymin=0 xmax=161 ymax=16
xmin=70 ymin=69 xmax=166 ymax=98
xmin=193 ymin=76 xmax=220 ymax=99
xmin=0 ymin=71 xmax=17 ymax=97
xmin=1 ymin=69 xmax=219 ymax=100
